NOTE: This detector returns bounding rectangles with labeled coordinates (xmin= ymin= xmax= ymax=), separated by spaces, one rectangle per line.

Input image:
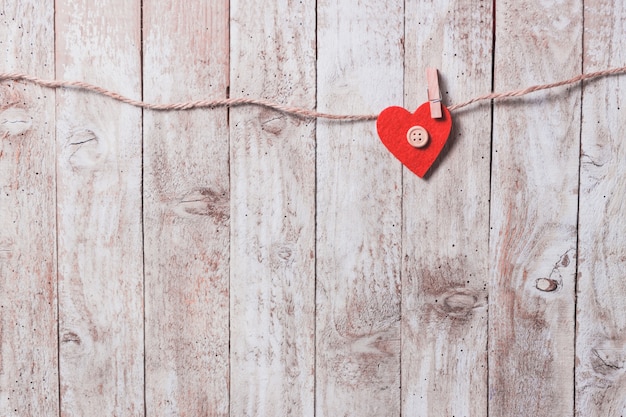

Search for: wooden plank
xmin=577 ymin=1 xmax=626 ymax=414
xmin=401 ymin=0 xmax=492 ymax=415
xmin=489 ymin=1 xmax=581 ymax=416
xmin=229 ymin=0 xmax=316 ymax=415
xmin=315 ymin=1 xmax=403 ymax=416
xmin=55 ymin=0 xmax=143 ymax=415
xmin=0 ymin=1 xmax=58 ymax=416
xmin=142 ymin=1 xmax=230 ymax=416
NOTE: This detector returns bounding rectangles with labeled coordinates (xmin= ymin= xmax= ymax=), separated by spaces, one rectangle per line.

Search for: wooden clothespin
xmin=426 ymin=67 xmax=442 ymax=119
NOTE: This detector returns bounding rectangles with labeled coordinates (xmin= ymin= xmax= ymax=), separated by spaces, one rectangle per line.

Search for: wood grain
xmin=4 ymin=2 xmax=626 ymax=416
xmin=577 ymin=0 xmax=626 ymax=414
xmin=489 ymin=1 xmax=581 ymax=416
xmin=315 ymin=1 xmax=403 ymax=416
xmin=143 ymin=1 xmax=230 ymax=416
xmin=55 ymin=0 xmax=144 ymax=415
xmin=142 ymin=1 xmax=230 ymax=416
xmin=401 ymin=1 xmax=492 ymax=415
xmin=229 ymin=0 xmax=316 ymax=415
xmin=0 ymin=1 xmax=57 ymax=416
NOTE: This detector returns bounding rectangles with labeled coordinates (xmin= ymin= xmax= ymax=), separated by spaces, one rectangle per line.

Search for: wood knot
xmin=174 ymin=187 xmax=229 ymax=222
xmin=590 ymin=346 xmax=625 ymax=376
xmin=276 ymin=245 xmax=292 ymax=261
xmin=436 ymin=288 xmax=482 ymax=319
xmin=261 ymin=115 xmax=286 ymax=135
xmin=271 ymin=244 xmax=294 ymax=267
xmin=0 ymin=107 xmax=32 ymax=136
xmin=67 ymin=128 xmax=107 ymax=169
xmin=60 ymin=328 xmax=92 ymax=358
xmin=535 ymin=278 xmax=558 ymax=292
xmin=61 ymin=331 xmax=81 ymax=345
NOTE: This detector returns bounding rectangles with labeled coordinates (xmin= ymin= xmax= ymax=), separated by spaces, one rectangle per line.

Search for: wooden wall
xmin=1 ymin=0 xmax=625 ymax=416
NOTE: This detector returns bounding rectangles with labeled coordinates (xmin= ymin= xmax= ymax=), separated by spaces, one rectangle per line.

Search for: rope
xmin=2 ymin=65 xmax=625 ymax=120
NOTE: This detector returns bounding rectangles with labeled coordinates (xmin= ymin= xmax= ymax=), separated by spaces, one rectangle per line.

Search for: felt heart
xmin=376 ymin=102 xmax=452 ymax=178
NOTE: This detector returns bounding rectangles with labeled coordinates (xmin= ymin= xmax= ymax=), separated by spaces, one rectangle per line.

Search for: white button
xmin=406 ymin=125 xmax=429 ymax=148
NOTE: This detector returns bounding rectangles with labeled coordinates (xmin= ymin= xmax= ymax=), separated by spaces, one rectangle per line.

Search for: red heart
xmin=376 ymin=102 xmax=452 ymax=178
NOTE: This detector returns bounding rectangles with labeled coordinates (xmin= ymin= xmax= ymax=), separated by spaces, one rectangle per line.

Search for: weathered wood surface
xmin=1 ymin=1 xmax=626 ymax=416
xmin=229 ymin=0 xmax=316 ymax=415
xmin=577 ymin=0 xmax=626 ymax=415
xmin=316 ymin=1 xmax=403 ymax=415
xmin=0 ymin=1 xmax=57 ymax=416
xmin=55 ymin=0 xmax=144 ymax=415
xmin=489 ymin=1 xmax=581 ymax=416
xmin=143 ymin=1 xmax=230 ymax=416
xmin=402 ymin=1 xmax=492 ymax=416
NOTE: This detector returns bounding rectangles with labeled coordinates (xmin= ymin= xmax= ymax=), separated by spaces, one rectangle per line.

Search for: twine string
xmin=1 ymin=65 xmax=625 ymax=120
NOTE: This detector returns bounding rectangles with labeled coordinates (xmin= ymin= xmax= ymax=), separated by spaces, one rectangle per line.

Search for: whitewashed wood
xmin=577 ymin=0 xmax=626 ymax=414
xmin=55 ymin=1 xmax=144 ymax=415
xmin=316 ymin=1 xmax=403 ymax=416
xmin=402 ymin=1 xmax=492 ymax=415
xmin=6 ymin=2 xmax=626 ymax=415
xmin=142 ymin=1 xmax=230 ymax=416
xmin=489 ymin=1 xmax=581 ymax=415
xmin=229 ymin=0 xmax=316 ymax=415
xmin=0 ymin=1 xmax=57 ymax=416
